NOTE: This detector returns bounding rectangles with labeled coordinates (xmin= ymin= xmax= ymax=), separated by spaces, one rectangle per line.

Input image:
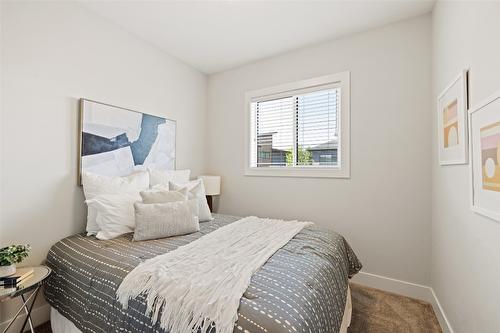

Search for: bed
xmin=45 ymin=214 xmax=361 ymax=333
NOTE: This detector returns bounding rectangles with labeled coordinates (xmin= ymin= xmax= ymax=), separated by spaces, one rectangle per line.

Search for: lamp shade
xmin=198 ymin=175 xmax=221 ymax=195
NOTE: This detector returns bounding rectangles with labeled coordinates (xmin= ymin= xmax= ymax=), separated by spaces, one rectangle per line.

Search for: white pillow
xmin=140 ymin=187 xmax=189 ymax=204
xmin=82 ymin=172 xmax=149 ymax=235
xmin=148 ymin=169 xmax=191 ymax=187
xmin=133 ymin=199 xmax=200 ymax=241
xmin=169 ymin=179 xmax=212 ymax=222
xmin=151 ymin=183 xmax=170 ymax=191
xmin=86 ymin=193 xmax=140 ymax=240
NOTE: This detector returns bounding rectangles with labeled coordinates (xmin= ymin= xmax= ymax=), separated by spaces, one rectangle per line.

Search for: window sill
xmin=244 ymin=167 xmax=350 ymax=179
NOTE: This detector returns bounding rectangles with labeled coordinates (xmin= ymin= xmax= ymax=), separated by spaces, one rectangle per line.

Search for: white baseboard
xmin=0 ymin=303 xmax=50 ymax=332
xmin=351 ymin=271 xmax=454 ymax=333
xmin=429 ymin=287 xmax=455 ymax=333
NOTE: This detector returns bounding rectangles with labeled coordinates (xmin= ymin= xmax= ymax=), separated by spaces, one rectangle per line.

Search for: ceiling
xmin=81 ymin=0 xmax=435 ymax=74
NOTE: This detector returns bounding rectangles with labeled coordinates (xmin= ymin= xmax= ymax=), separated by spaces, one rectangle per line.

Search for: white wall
xmin=432 ymin=2 xmax=500 ymax=332
xmin=0 ymin=1 xmax=3 ymax=252
xmin=0 ymin=1 xmax=207 ymax=325
xmin=207 ymin=15 xmax=432 ymax=285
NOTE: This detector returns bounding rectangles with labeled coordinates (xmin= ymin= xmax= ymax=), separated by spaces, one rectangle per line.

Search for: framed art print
xmin=78 ymin=99 xmax=176 ymax=184
xmin=469 ymin=90 xmax=500 ymax=222
xmin=437 ymin=70 xmax=468 ymax=165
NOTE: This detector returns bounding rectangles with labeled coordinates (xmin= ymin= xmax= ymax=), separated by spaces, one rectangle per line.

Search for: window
xmin=245 ymin=72 xmax=350 ymax=178
xmin=319 ymin=154 xmax=336 ymax=165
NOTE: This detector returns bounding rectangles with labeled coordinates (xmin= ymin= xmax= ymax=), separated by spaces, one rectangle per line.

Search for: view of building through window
xmin=251 ymin=88 xmax=339 ymax=168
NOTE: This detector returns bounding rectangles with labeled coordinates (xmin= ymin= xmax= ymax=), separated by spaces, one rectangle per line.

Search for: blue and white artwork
xmin=79 ymin=99 xmax=176 ymax=179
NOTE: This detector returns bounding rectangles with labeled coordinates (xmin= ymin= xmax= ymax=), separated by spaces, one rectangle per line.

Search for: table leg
xmin=20 ymin=294 xmax=35 ymax=333
xmin=1 ymin=288 xmax=38 ymax=333
xmin=19 ymin=287 xmax=39 ymax=333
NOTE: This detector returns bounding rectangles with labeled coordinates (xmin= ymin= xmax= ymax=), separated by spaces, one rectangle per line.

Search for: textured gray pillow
xmin=133 ymin=199 xmax=200 ymax=241
xmin=169 ymin=180 xmax=212 ymax=222
xmin=140 ymin=187 xmax=188 ymax=204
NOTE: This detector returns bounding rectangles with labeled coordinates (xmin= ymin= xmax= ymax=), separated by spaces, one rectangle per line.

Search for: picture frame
xmin=469 ymin=90 xmax=500 ymax=222
xmin=78 ymin=99 xmax=176 ymax=184
xmin=437 ymin=70 xmax=468 ymax=165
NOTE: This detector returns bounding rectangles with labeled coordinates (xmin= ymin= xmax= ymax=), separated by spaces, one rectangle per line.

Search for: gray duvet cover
xmin=45 ymin=214 xmax=361 ymax=333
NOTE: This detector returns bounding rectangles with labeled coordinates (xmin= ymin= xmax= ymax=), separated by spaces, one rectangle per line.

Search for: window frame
xmin=244 ymin=71 xmax=350 ymax=178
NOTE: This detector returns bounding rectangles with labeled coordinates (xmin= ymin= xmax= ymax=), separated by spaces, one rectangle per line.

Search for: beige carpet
xmin=37 ymin=283 xmax=442 ymax=333
xmin=349 ymin=283 xmax=442 ymax=333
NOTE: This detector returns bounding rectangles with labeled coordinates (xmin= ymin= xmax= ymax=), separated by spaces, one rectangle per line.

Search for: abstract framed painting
xmin=437 ymin=70 xmax=468 ymax=165
xmin=469 ymin=90 xmax=500 ymax=222
xmin=78 ymin=99 xmax=176 ymax=184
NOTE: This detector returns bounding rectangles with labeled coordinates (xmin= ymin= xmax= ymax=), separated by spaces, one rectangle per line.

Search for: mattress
xmin=45 ymin=214 xmax=361 ymax=333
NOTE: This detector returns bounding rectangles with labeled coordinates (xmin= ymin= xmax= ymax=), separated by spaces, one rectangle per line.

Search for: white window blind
xmin=250 ymin=87 xmax=340 ymax=168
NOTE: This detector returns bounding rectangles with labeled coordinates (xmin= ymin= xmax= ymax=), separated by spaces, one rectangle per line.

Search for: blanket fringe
xmin=116 ymin=216 xmax=312 ymax=333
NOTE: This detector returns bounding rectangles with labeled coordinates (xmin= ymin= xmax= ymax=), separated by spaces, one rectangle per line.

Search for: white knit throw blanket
xmin=116 ymin=216 xmax=312 ymax=333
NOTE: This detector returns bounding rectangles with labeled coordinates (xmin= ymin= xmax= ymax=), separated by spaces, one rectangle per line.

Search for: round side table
xmin=0 ymin=266 xmax=51 ymax=333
